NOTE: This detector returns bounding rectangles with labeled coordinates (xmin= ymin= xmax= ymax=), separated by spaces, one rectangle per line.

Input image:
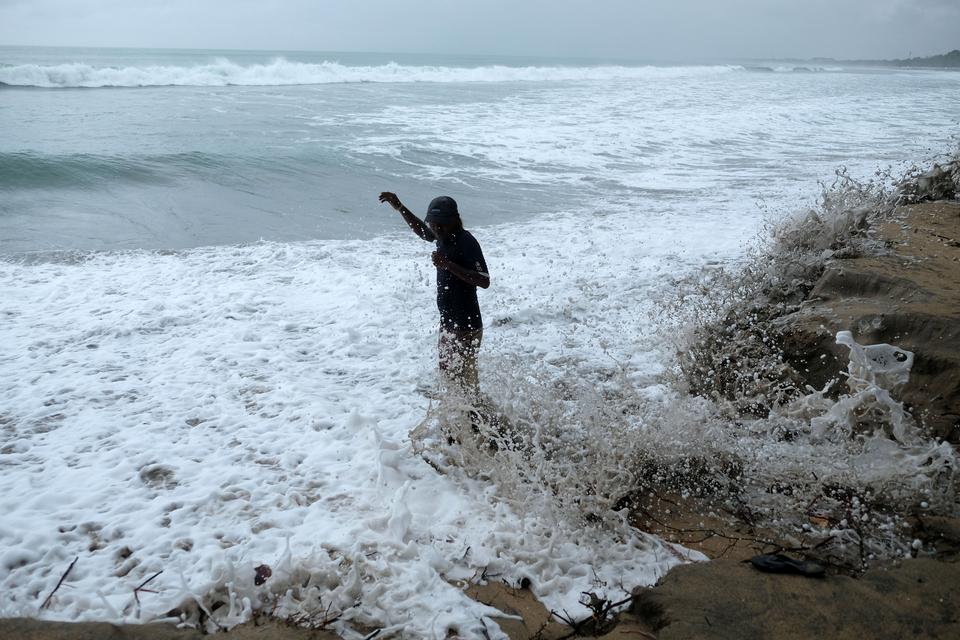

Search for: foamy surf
xmin=4 ymin=160 xmax=954 ymax=635
xmin=0 ymin=58 xmax=742 ymax=88
xmin=2 ymin=158 xmax=957 ymax=635
xmin=0 ymin=206 xmax=720 ymax=636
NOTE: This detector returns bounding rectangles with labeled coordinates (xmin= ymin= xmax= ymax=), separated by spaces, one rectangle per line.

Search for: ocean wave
xmin=0 ymin=150 xmax=226 ymax=189
xmin=742 ymin=65 xmax=842 ymax=73
xmin=0 ymin=58 xmax=743 ymax=88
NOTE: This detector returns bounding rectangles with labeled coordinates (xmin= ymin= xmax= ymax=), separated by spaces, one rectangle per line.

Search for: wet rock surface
xmin=780 ymin=201 xmax=960 ymax=442
xmin=632 ymin=557 xmax=960 ymax=640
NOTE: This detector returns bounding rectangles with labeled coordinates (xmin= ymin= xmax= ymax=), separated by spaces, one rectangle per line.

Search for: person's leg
xmin=459 ymin=328 xmax=482 ymax=399
xmin=437 ymin=327 xmax=482 ymax=399
xmin=437 ymin=328 xmax=460 ymax=393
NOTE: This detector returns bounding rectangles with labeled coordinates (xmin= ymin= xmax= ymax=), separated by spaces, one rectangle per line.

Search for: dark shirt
xmin=434 ymin=230 xmax=487 ymax=331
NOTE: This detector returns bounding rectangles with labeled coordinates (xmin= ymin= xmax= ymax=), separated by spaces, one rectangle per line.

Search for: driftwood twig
xmin=133 ymin=570 xmax=164 ymax=605
xmin=41 ymin=556 xmax=79 ymax=610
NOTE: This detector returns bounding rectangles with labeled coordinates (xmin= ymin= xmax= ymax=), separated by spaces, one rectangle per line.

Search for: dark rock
xmin=631 ymin=558 xmax=960 ymax=640
xmin=777 ymin=202 xmax=960 ymax=442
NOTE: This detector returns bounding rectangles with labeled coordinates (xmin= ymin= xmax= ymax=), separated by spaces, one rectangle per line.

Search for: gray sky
xmin=0 ymin=0 xmax=957 ymax=61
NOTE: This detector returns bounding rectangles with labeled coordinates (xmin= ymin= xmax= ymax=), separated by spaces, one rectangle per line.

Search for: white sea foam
xmin=2 ymin=165 xmax=955 ymax=634
xmin=0 ymin=58 xmax=742 ymax=88
xmin=0 ymin=205 xmax=731 ymax=636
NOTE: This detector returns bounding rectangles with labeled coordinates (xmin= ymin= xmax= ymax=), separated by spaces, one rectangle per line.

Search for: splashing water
xmin=409 ymin=153 xmax=960 ymax=574
xmin=659 ymin=153 xmax=959 ymax=565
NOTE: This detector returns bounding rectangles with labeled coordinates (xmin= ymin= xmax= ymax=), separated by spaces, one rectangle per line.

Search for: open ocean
xmin=1 ymin=47 xmax=958 ymax=635
xmin=2 ymin=47 xmax=958 ymax=252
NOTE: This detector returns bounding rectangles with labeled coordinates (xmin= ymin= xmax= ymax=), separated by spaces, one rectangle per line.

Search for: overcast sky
xmin=1 ymin=0 xmax=957 ymax=61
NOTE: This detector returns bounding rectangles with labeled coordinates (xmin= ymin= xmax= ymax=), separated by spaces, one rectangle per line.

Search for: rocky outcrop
xmin=778 ymin=201 xmax=960 ymax=441
xmin=631 ymin=557 xmax=960 ymax=640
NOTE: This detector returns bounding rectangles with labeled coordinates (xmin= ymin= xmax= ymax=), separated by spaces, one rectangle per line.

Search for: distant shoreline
xmin=769 ymin=48 xmax=960 ymax=69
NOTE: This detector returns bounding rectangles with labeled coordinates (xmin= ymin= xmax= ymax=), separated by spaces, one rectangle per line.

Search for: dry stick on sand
xmin=40 ymin=556 xmax=79 ymax=610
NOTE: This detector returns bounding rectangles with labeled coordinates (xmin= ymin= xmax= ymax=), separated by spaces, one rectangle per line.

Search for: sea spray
xmin=414 ymin=358 xmax=647 ymax=525
xmin=658 ymin=154 xmax=960 ymax=565
xmin=673 ymin=164 xmax=903 ymax=414
xmin=410 ymin=155 xmax=960 ymax=573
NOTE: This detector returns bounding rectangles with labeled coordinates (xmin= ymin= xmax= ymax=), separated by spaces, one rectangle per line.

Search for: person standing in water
xmin=379 ymin=192 xmax=489 ymax=398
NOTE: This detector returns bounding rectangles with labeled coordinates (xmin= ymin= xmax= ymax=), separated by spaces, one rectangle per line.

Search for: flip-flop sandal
xmin=750 ymin=554 xmax=826 ymax=577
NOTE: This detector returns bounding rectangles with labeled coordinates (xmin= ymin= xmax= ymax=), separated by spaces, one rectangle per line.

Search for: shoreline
xmin=5 ymin=199 xmax=958 ymax=640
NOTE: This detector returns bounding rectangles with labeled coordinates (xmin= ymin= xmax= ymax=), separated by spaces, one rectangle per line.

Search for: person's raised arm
xmin=379 ymin=192 xmax=435 ymax=242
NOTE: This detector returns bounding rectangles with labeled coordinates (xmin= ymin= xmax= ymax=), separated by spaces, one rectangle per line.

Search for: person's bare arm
xmin=432 ymin=252 xmax=490 ymax=289
xmin=379 ymin=192 xmax=435 ymax=242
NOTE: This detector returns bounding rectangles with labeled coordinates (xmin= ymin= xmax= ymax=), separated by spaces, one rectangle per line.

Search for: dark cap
xmin=425 ymin=196 xmax=460 ymax=223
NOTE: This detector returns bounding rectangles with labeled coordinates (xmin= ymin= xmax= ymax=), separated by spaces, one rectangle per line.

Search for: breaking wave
xmin=0 ymin=58 xmax=743 ymax=88
xmin=743 ymin=65 xmax=842 ymax=73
